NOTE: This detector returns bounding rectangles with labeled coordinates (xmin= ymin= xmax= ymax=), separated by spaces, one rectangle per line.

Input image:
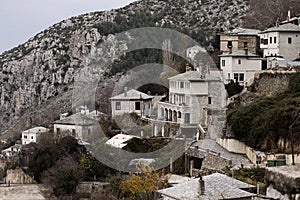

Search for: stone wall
xmin=217 ymin=138 xmax=300 ymax=165
xmin=0 ymin=161 xmax=7 ymax=181
xmin=217 ymin=138 xmax=264 ymax=164
xmin=201 ymin=150 xmax=232 ymax=170
xmin=250 ymin=71 xmax=295 ymax=95
xmin=5 ymin=168 xmax=35 ymax=184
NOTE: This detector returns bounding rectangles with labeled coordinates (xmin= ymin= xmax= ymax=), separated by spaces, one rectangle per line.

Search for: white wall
xmin=260 ymin=31 xmax=300 ymax=61
xmin=111 ymin=100 xmax=152 ymax=117
xmin=221 ymin=56 xmax=262 ymax=85
xmin=279 ymin=32 xmax=300 ymax=61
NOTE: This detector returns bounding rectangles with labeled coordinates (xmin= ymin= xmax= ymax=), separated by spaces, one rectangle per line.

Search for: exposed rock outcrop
xmin=0 ymin=0 xmax=250 ymax=139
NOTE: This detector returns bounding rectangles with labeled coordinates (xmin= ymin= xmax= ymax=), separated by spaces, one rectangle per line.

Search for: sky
xmin=0 ymin=0 xmax=136 ymax=54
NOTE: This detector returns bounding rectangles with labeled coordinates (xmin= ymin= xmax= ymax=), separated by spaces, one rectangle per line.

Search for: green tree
xmin=119 ymin=163 xmax=168 ymax=200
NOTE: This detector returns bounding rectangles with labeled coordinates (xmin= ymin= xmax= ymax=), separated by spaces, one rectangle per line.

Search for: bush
xmin=225 ymin=80 xmax=243 ymax=97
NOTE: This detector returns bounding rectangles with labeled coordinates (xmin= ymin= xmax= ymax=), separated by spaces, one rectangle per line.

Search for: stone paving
xmin=0 ymin=184 xmax=45 ymax=200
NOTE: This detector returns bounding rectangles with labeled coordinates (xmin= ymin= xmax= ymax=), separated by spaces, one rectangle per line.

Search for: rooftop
xmin=221 ymin=28 xmax=260 ymax=36
xmin=157 ymin=173 xmax=255 ymax=200
xmin=219 ymin=50 xmax=259 ymax=57
xmin=54 ymin=113 xmax=97 ymax=126
xmin=168 ymin=71 xmax=221 ymax=82
xmin=110 ymin=89 xmax=154 ymax=100
xmin=22 ymin=127 xmax=49 ymax=134
xmin=105 ymin=134 xmax=139 ymax=148
xmin=260 ymin=23 xmax=300 ymax=33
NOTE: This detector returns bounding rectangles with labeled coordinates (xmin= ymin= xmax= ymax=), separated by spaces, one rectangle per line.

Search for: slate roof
xmin=222 ymin=28 xmax=260 ymax=36
xmin=22 ymin=127 xmax=49 ymax=134
xmin=157 ymin=173 xmax=255 ymax=200
xmin=219 ymin=50 xmax=259 ymax=57
xmin=54 ymin=113 xmax=97 ymax=126
xmin=168 ymin=71 xmax=221 ymax=82
xmin=261 ymin=23 xmax=300 ymax=33
xmin=110 ymin=89 xmax=154 ymax=100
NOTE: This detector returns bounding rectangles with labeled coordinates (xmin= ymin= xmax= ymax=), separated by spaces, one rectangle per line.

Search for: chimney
xmin=199 ymin=176 xmax=205 ymax=195
xmin=124 ymin=87 xmax=127 ymax=97
xmin=288 ymin=10 xmax=291 ymax=21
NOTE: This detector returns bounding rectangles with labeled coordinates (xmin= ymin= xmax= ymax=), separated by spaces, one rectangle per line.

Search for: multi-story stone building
xmin=157 ymin=69 xmax=226 ymax=129
xmin=219 ymin=28 xmax=261 ymax=55
xmin=259 ymin=23 xmax=300 ymax=62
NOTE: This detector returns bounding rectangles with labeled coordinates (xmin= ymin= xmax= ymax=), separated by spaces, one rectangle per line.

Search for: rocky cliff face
xmin=0 ymin=0 xmax=250 ymax=138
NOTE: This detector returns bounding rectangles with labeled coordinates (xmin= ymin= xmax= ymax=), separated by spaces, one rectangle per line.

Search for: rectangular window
xmin=238 ymin=59 xmax=241 ymax=65
xmin=260 ymin=38 xmax=264 ymax=44
xmin=239 ymin=73 xmax=244 ymax=82
xmin=288 ymin=37 xmax=292 ymax=44
xmin=222 ymin=60 xmax=225 ymax=67
xmin=116 ymin=102 xmax=121 ymax=110
xmin=228 ymin=73 xmax=231 ymax=80
xmin=274 ymin=37 xmax=277 ymax=43
xmin=234 ymin=73 xmax=239 ymax=82
xmin=208 ymin=97 xmax=212 ymax=104
xmin=269 ymin=37 xmax=272 ymax=44
xmin=264 ymin=39 xmax=268 ymax=45
xmin=135 ymin=101 xmax=141 ymax=110
xmin=233 ymin=73 xmax=244 ymax=82
xmin=180 ymin=82 xmax=184 ymax=88
xmin=24 ymin=135 xmax=27 ymax=139
xmin=184 ymin=113 xmax=190 ymax=124
xmin=227 ymin=41 xmax=233 ymax=48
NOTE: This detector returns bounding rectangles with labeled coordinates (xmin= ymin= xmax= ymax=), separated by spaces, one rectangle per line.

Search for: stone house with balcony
xmin=157 ymin=70 xmax=226 ymax=134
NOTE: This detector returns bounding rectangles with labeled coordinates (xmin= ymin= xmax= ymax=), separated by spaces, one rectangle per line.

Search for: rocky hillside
xmin=0 ymin=0 xmax=250 ymax=138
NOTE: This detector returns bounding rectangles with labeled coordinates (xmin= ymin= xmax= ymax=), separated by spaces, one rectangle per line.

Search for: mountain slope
xmin=0 ymin=0 xmax=250 ymax=138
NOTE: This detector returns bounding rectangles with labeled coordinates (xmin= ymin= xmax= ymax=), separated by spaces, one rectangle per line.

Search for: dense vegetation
xmin=227 ymin=73 xmax=300 ymax=152
xmin=93 ymin=10 xmax=213 ymax=76
xmin=242 ymin=0 xmax=300 ymax=30
xmin=22 ymin=134 xmax=116 ymax=198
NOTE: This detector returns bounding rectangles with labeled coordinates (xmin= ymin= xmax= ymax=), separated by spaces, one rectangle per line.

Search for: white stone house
xmin=53 ymin=112 xmax=97 ymax=140
xmin=219 ymin=50 xmax=264 ymax=85
xmin=21 ymin=127 xmax=49 ymax=145
xmin=259 ymin=24 xmax=300 ymax=64
xmin=110 ymin=88 xmax=154 ymax=117
xmin=2 ymin=144 xmax=22 ymax=157
xmin=157 ymin=70 xmax=226 ymax=128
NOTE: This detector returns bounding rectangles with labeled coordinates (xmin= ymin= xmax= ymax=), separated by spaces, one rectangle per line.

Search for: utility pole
xmin=289 ymin=113 xmax=300 ymax=165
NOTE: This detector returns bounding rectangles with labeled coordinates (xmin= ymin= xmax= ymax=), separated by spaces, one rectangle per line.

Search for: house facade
xmin=53 ymin=112 xmax=97 ymax=140
xmin=157 ymin=70 xmax=226 ymax=128
xmin=219 ymin=28 xmax=260 ymax=54
xmin=220 ymin=50 xmax=264 ymax=85
xmin=21 ymin=127 xmax=49 ymax=145
xmin=110 ymin=88 xmax=154 ymax=117
xmin=259 ymin=24 xmax=300 ymax=62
